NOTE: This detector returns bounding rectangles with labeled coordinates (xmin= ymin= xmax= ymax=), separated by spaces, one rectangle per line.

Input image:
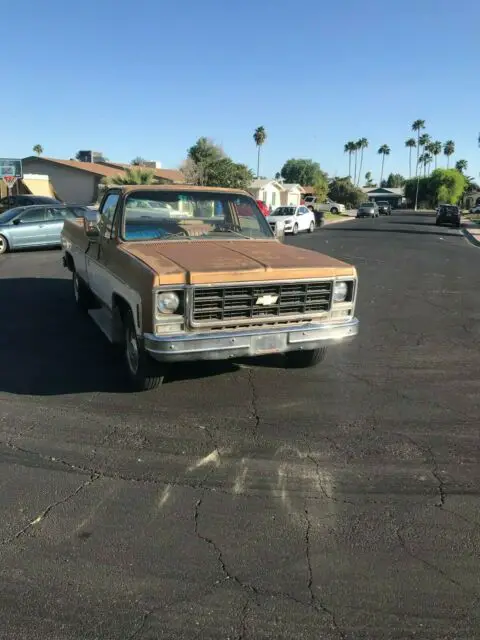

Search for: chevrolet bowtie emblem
xmin=256 ymin=294 xmax=279 ymax=306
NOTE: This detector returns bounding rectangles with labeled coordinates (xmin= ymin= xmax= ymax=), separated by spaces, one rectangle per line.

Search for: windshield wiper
xmin=212 ymin=226 xmax=253 ymax=239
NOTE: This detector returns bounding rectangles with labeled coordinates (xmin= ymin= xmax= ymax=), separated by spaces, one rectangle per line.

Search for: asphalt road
xmin=1 ymin=211 xmax=480 ymax=639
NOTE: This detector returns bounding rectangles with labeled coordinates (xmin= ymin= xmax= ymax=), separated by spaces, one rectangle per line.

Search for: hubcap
xmin=126 ymin=326 xmax=139 ymax=375
xmin=73 ymin=273 xmax=79 ymax=301
xmin=0 ymin=237 xmax=5 ymax=252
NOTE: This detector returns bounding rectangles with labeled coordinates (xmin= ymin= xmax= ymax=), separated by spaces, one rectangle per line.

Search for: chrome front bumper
xmin=144 ymin=317 xmax=359 ymax=363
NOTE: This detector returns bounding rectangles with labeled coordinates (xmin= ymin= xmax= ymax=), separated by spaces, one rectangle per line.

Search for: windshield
xmin=360 ymin=202 xmax=373 ymax=207
xmin=271 ymin=207 xmax=296 ymax=216
xmin=0 ymin=206 xmax=24 ymax=223
xmin=377 ymin=201 xmax=389 ymax=206
xmin=122 ymin=191 xmax=273 ymax=241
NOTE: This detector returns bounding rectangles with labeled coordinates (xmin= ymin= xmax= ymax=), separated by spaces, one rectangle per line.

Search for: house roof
xmin=22 ymin=156 xmax=185 ymax=183
xmin=362 ymin=186 xmax=404 ymax=195
xmin=249 ymin=179 xmax=285 ymax=191
xmin=281 ymin=183 xmax=303 ymax=191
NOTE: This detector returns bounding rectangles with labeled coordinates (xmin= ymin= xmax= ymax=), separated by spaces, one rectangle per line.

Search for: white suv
xmin=303 ymin=196 xmax=345 ymax=214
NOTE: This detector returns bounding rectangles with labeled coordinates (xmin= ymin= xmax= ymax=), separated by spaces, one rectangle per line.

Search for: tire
xmin=285 ymin=348 xmax=327 ymax=369
xmin=292 ymin=223 xmax=299 ymax=235
xmin=73 ymin=270 xmax=95 ymax=311
xmin=123 ymin=309 xmax=165 ymax=391
xmin=308 ymin=221 xmax=315 ymax=233
xmin=330 ymin=207 xmax=338 ymax=214
xmin=0 ymin=234 xmax=8 ymax=255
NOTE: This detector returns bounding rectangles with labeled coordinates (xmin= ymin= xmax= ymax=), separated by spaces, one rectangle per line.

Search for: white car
xmin=470 ymin=205 xmax=480 ymax=214
xmin=303 ymin=196 xmax=346 ymax=214
xmin=269 ymin=205 xmax=316 ymax=235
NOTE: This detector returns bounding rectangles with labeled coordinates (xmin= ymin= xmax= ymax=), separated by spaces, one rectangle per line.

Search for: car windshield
xmin=272 ymin=207 xmax=296 ymax=216
xmin=377 ymin=201 xmax=389 ymax=206
xmin=0 ymin=206 xmax=25 ymax=223
xmin=123 ymin=191 xmax=273 ymax=241
xmin=360 ymin=202 xmax=373 ymax=207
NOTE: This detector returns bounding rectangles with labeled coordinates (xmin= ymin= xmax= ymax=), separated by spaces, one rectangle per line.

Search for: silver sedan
xmin=356 ymin=202 xmax=379 ymax=218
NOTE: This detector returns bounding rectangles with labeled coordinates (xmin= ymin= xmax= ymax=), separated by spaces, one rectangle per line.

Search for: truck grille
xmin=192 ymin=281 xmax=333 ymax=325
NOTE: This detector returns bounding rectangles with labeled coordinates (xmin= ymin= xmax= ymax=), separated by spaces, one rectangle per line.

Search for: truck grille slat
xmin=192 ymin=281 xmax=333 ymax=326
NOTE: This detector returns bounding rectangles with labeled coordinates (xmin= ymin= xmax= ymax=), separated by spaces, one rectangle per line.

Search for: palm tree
xmin=455 ymin=159 xmax=468 ymax=173
xmin=110 ymin=167 xmax=156 ymax=185
xmin=378 ymin=145 xmax=390 ymax=184
xmin=411 ymin=119 xmax=426 ymax=176
xmin=418 ymin=133 xmax=431 ymax=157
xmin=428 ymin=141 xmax=442 ymax=170
xmin=32 ymin=144 xmax=44 ymax=156
xmin=352 ymin=141 xmax=361 ymax=185
xmin=356 ymin=138 xmax=368 ymax=186
xmin=423 ymin=152 xmax=433 ymax=177
xmin=405 ymin=138 xmax=416 ymax=178
xmin=253 ymin=126 xmax=267 ymax=178
xmin=344 ymin=141 xmax=356 ymax=179
xmin=443 ymin=140 xmax=455 ymax=168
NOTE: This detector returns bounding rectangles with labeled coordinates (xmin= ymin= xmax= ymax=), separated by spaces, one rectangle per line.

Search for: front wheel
xmin=330 ymin=207 xmax=339 ymax=214
xmin=292 ymin=223 xmax=299 ymax=235
xmin=284 ymin=348 xmax=327 ymax=369
xmin=308 ymin=221 xmax=315 ymax=233
xmin=73 ymin=270 xmax=95 ymax=311
xmin=123 ymin=309 xmax=165 ymax=391
xmin=0 ymin=234 xmax=8 ymax=255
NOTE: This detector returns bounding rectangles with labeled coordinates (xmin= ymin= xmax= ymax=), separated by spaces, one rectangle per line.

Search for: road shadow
xmin=322 ymin=225 xmax=458 ymax=237
xmin=387 ymin=220 xmax=437 ymax=227
xmin=0 ymin=277 xmax=282 ymax=396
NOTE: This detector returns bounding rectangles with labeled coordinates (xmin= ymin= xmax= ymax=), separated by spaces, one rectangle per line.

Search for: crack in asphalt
xmin=194 ymin=491 xmax=345 ymax=639
xmin=400 ymin=434 xmax=446 ymax=508
xmin=126 ymin=610 xmax=153 ymax=640
xmin=306 ymin=453 xmax=354 ymax=506
xmin=247 ymin=369 xmax=260 ymax=438
xmin=1 ymin=472 xmax=98 ymax=545
xmin=236 ymin=598 xmax=250 ymax=640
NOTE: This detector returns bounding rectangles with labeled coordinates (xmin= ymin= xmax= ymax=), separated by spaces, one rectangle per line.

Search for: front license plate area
xmin=251 ymin=333 xmax=287 ymax=355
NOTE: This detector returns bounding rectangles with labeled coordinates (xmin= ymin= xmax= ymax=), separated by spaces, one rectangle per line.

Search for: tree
xmin=131 ymin=156 xmax=148 ymax=166
xmin=185 ymin=137 xmax=226 ymax=186
xmin=443 ymin=140 xmax=455 ymax=168
xmin=364 ymin=171 xmax=376 ymax=188
xmin=328 ymin=177 xmax=365 ymax=209
xmin=382 ymin=173 xmax=406 ymax=188
xmin=253 ymin=126 xmax=267 ymax=178
xmin=428 ymin=140 xmax=442 ymax=170
xmin=280 ymin=158 xmax=324 ymax=186
xmin=356 ymin=138 xmax=368 ymax=186
xmin=411 ymin=119 xmax=426 ymax=177
xmin=455 ymin=159 xmax=468 ymax=173
xmin=110 ymin=167 xmax=156 ymax=185
xmin=312 ymin=170 xmax=329 ymax=202
xmin=418 ymin=133 xmax=431 ymax=153
xmin=32 ymin=144 xmax=44 ymax=156
xmin=405 ymin=168 xmax=467 ymax=208
xmin=405 ymin=138 xmax=416 ymax=178
xmin=352 ymin=141 xmax=360 ymax=185
xmin=344 ymin=142 xmax=356 ymax=180
xmin=202 ymin=158 xmax=254 ymax=190
xmin=378 ymin=144 xmax=390 ymax=185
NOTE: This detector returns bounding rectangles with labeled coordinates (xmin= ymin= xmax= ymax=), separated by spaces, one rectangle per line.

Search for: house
xmin=280 ymin=184 xmax=303 ymax=206
xmin=248 ymin=179 xmax=285 ymax=210
xmin=463 ymin=191 xmax=480 ymax=211
xmin=0 ymin=173 xmax=58 ymax=200
xmin=21 ymin=156 xmax=185 ymax=205
xmin=362 ymin=186 xmax=405 ymax=208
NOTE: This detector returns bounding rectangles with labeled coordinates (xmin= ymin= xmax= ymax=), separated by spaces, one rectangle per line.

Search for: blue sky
xmin=6 ymin=0 xmax=479 ymax=182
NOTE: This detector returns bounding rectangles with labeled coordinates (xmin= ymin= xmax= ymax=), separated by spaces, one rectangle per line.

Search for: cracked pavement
xmin=1 ymin=211 xmax=480 ymax=639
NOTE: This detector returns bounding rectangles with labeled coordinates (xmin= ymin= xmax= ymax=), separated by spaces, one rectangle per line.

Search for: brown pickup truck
xmin=61 ymin=185 xmax=359 ymax=391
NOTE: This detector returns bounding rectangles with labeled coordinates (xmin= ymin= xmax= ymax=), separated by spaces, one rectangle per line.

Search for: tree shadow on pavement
xmin=0 ymin=278 xmax=243 ymax=396
xmin=323 ymin=226 xmax=458 ymax=236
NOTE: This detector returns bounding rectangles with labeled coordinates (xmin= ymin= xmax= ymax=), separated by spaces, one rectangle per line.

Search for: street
xmin=1 ymin=211 xmax=480 ymax=639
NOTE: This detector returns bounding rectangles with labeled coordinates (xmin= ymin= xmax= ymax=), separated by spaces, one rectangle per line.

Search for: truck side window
xmin=99 ymin=193 xmax=120 ymax=238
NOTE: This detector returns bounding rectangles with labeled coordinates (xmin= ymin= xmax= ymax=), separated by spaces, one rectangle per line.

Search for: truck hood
xmin=120 ymin=239 xmax=355 ymax=285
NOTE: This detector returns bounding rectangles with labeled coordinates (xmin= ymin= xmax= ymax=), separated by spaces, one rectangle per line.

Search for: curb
xmin=462 ymin=224 xmax=480 ymax=247
xmin=323 ymin=214 xmax=356 ymax=226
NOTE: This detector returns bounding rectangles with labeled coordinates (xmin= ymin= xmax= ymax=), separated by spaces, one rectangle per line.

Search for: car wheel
xmin=330 ymin=207 xmax=338 ymax=214
xmin=73 ymin=269 xmax=95 ymax=311
xmin=292 ymin=223 xmax=299 ymax=235
xmin=123 ymin=309 xmax=165 ymax=391
xmin=308 ymin=221 xmax=315 ymax=233
xmin=285 ymin=348 xmax=327 ymax=369
xmin=0 ymin=234 xmax=8 ymax=255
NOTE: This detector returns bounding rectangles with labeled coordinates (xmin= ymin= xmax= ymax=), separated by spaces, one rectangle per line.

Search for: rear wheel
xmin=0 ymin=234 xmax=8 ymax=255
xmin=123 ymin=309 xmax=165 ymax=391
xmin=284 ymin=348 xmax=327 ymax=369
xmin=330 ymin=207 xmax=338 ymax=214
xmin=308 ymin=221 xmax=315 ymax=233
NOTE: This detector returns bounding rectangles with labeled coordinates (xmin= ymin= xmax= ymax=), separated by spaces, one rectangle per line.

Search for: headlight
xmin=157 ymin=291 xmax=180 ymax=314
xmin=333 ymin=281 xmax=348 ymax=302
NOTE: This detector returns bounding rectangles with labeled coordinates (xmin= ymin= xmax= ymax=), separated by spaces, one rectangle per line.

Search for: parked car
xmin=269 ymin=205 xmax=316 ymax=235
xmin=61 ymin=185 xmax=359 ymax=390
xmin=303 ymin=196 xmax=346 ymax=214
xmin=256 ymin=200 xmax=270 ymax=217
xmin=0 ymin=204 xmax=90 ymax=254
xmin=436 ymin=204 xmax=461 ymax=228
xmin=0 ymin=194 xmax=62 ymax=215
xmin=470 ymin=205 xmax=480 ymax=214
xmin=357 ymin=202 xmax=379 ymax=218
xmin=377 ymin=201 xmax=392 ymax=215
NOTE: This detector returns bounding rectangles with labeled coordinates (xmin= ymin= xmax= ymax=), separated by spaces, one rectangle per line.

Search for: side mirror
xmin=12 ymin=218 xmax=21 ymax=225
xmin=83 ymin=209 xmax=100 ymax=239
